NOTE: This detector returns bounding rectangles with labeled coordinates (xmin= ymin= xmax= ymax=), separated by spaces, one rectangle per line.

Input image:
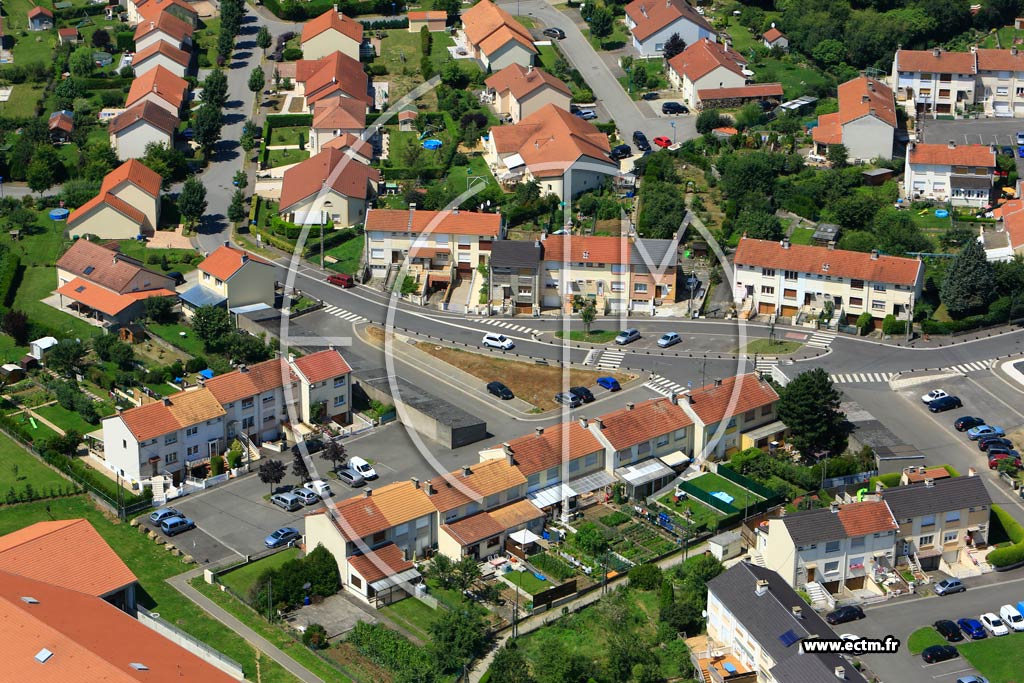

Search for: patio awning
xmin=509 ymin=529 xmax=540 ymax=545
xmin=369 ymin=567 xmax=421 ymax=592
xmin=568 ymin=469 xmax=616 ymax=494
xmin=179 ymin=284 xmax=227 ymax=308
xmin=742 ymin=420 xmax=787 ymax=442
xmin=615 ymin=459 xmax=676 ymax=487
xmin=528 ymin=482 xmax=577 ymax=509
xmin=659 ymin=450 xmax=691 ymax=468
xmin=230 ymin=302 xmax=272 ymax=315
xmin=504 ymin=152 xmax=525 ymax=169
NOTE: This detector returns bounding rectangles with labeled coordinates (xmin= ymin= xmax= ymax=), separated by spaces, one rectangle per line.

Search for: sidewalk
xmin=166 ymin=568 xmax=325 ymax=683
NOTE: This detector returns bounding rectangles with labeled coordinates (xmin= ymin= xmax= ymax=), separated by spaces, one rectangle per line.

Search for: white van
xmin=305 ymin=479 xmax=333 ymax=497
xmin=349 ymin=456 xmax=378 ymax=480
xmin=1000 ymin=604 xmax=1024 ymax=631
xmin=482 ymin=332 xmax=514 ymax=350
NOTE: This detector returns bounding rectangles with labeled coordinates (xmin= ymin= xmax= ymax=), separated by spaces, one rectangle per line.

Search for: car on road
xmin=999 ymin=604 xmax=1024 ymax=631
xmin=921 ymin=645 xmax=959 ymax=663
xmin=487 ymin=381 xmax=514 ymax=400
xmin=632 ymin=131 xmax=652 ymax=152
xmin=934 ymin=619 xmax=964 ymax=642
xmin=337 ymin=468 xmax=366 ymax=488
xmin=270 ymin=492 xmax=303 ymax=512
xmin=482 ymin=333 xmax=514 ymax=350
xmin=955 ymin=416 xmax=985 ymax=431
xmin=968 ymin=425 xmax=1006 ymax=440
xmin=956 ymin=617 xmax=987 ymax=640
xmin=653 ymin=136 xmax=672 ymax=148
xmin=292 ymin=438 xmax=325 ymax=456
xmin=614 ymin=328 xmax=641 ymax=345
xmin=610 ymin=143 xmax=632 ymax=160
xmin=292 ymin=487 xmax=320 ymax=506
xmin=150 ymin=507 xmax=181 ymax=525
xmin=569 ymin=386 xmax=595 ymax=403
xmin=555 ymin=392 xmax=582 ymax=408
xmin=934 ymin=578 xmax=966 ymax=596
xmin=641 ymin=91 xmax=659 ymax=100
xmin=304 ymin=479 xmax=333 ymax=497
xmin=1002 ymin=145 xmax=1015 ymax=157
xmin=825 ymin=605 xmax=864 ymax=625
xmin=574 ymin=109 xmax=598 ymax=120
xmin=988 ymin=452 xmax=1021 ymax=469
xmin=921 ymin=389 xmax=949 ymax=404
xmin=349 ymin=456 xmax=377 ymax=480
xmin=657 ymin=332 xmax=681 ymax=348
xmin=542 ymin=27 xmax=566 ymax=39
xmin=327 ymin=273 xmax=355 ymax=287
xmin=264 ymin=527 xmax=301 ymax=549
xmin=980 ymin=613 xmax=1009 ymax=636
xmin=979 ymin=436 xmax=1014 ymax=451
xmin=597 ymin=376 xmax=621 ymax=391
xmin=662 ymin=102 xmax=688 ymax=115
xmin=929 ymin=395 xmax=963 ymax=412
xmin=159 ymin=516 xmax=195 ymax=537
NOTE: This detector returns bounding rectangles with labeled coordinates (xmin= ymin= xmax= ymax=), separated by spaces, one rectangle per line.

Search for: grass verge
xmin=743 ymin=339 xmax=802 ymax=355
xmin=907 ymin=626 xmax=946 ymax=654
xmin=380 ymin=597 xmax=440 ymax=642
xmin=554 ymin=329 xmax=619 ymax=344
xmin=0 ymin=429 xmax=73 ymax=499
xmin=218 ymin=547 xmax=301 ymax=598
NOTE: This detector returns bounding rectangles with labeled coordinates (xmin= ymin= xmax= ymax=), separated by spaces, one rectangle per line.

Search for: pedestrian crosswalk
xmin=322 ymin=304 xmax=367 ymax=323
xmin=644 ymin=374 xmax=687 ymax=397
xmin=755 ymin=357 xmax=779 ymax=372
xmin=829 ymin=372 xmax=895 ymax=384
xmin=582 ymin=349 xmax=599 ymax=366
xmin=807 ymin=330 xmax=836 ymax=349
xmin=479 ymin=318 xmax=541 ymax=336
xmin=945 ymin=360 xmax=993 ymax=374
xmin=596 ymin=349 xmax=625 ymax=369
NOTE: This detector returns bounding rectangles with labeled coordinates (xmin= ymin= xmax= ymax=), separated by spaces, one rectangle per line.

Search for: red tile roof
xmin=132 ymin=40 xmax=191 ymax=68
xmin=67 ymin=193 xmax=149 ymax=230
xmin=811 ymin=111 xmax=842 ymax=145
xmin=136 ymin=0 xmax=198 ymax=19
xmin=485 ymin=64 xmax=572 ymax=100
xmin=346 ymin=543 xmax=414 ymax=584
xmin=108 ymin=101 xmax=179 ymax=136
xmin=489 ymin=103 xmax=614 ymax=177
xmin=312 ymin=96 xmax=367 ymax=130
xmin=330 ymin=481 xmax=436 ymax=540
xmin=837 ymin=76 xmax=896 ymax=127
xmin=100 ymin=159 xmax=163 ymax=198
xmin=488 ymin=498 xmax=544 ymax=528
xmin=698 ymin=83 xmax=783 ymax=101
xmin=763 ymin=27 xmax=785 ymax=42
xmin=443 ymin=511 xmax=505 ymax=546
xmin=202 ymin=358 xmax=296 ymax=405
xmin=667 ymin=38 xmax=745 ymax=83
xmin=625 ymin=0 xmax=714 ymax=42
xmin=291 ymin=349 xmax=352 ymax=384
xmin=498 ymin=420 xmax=604 ymax=476
xmin=837 ymin=501 xmax=899 ymax=536
xmin=426 ymin=459 xmax=527 ymax=513
xmin=117 ymin=388 xmax=225 ymax=441
xmin=28 ymin=6 xmax=53 ymax=19
xmin=365 ymin=208 xmax=502 ymax=237
xmin=976 ymin=48 xmax=1024 ymax=71
xmin=322 ymin=132 xmax=374 ymax=161
xmin=301 ymin=8 xmax=364 ymax=44
xmin=0 ymin=519 xmax=136 ymax=598
xmin=133 ymin=9 xmax=194 ymax=43
xmin=541 ymin=234 xmax=631 ymax=265
xmin=197 ymin=244 xmax=272 ymax=281
xmin=279 ymin=148 xmax=380 ymax=211
xmin=408 ymin=10 xmax=447 ymax=20
xmin=907 ymin=143 xmax=996 ymax=168
xmin=734 ymin=236 xmax=923 ymax=286
xmin=894 ymin=48 xmax=976 ymax=74
xmin=1004 ymin=203 xmax=1024 ymax=249
xmin=687 ymin=372 xmax=779 ymax=427
xmin=597 ymin=397 xmax=693 ymax=450
xmin=57 ymin=277 xmax=171 ymax=316
xmin=56 ymin=239 xmax=171 ymax=293
xmin=296 ymin=52 xmax=371 ymax=105
xmin=903 ymin=466 xmax=952 ymax=483
xmin=48 ymin=111 xmax=74 ymax=133
xmin=462 ymin=0 xmax=536 ymax=57
xmin=58 ymin=27 xmax=79 ymax=38
xmin=125 ymin=65 xmax=189 ymax=111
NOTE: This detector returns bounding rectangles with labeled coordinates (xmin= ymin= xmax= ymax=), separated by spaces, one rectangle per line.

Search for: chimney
xmin=333 ymin=2 xmax=338 ymax=10
xmin=640 ymin=4 xmax=647 ymax=17
xmin=781 ymin=238 xmax=790 ymax=249
xmin=502 ymin=442 xmax=512 ymax=457
xmin=861 ymin=95 xmax=869 ymax=104
xmin=827 ymin=240 xmax=835 ymax=250
xmin=687 ymin=391 xmax=694 ymax=404
xmin=462 ymin=465 xmax=472 ymax=476
xmin=239 ymin=364 xmax=248 ymax=373
xmin=363 ymin=488 xmax=372 ymax=497
xmin=535 ymin=427 xmax=544 ymax=436
xmin=626 ymin=402 xmax=635 ymax=411
xmin=527 ymin=64 xmax=533 ymax=74
xmin=870 ymin=249 xmax=879 ymax=260
xmin=1014 ymin=47 xmax=1020 ymax=56
xmin=755 ymin=579 xmax=769 ymax=597
xmin=288 ymin=353 xmax=295 ymax=363
xmin=830 ymin=501 xmax=839 ymax=513
xmin=506 ymin=450 xmax=515 ymax=467
xmin=948 ymin=140 xmax=956 ymax=149
xmin=969 ymin=467 xmax=977 ymax=477
xmin=411 ymin=477 xmax=420 ymax=489
xmin=579 ymin=417 xmax=589 ymax=429
xmin=933 ymin=47 xmax=941 ymax=57
xmin=153 ymin=84 xmax=158 ymax=94
xmin=224 ymin=240 xmax=230 ymax=248
xmin=714 ymin=378 xmax=722 ymax=387
xmin=594 ymin=418 xmax=604 ymax=429
xmin=162 ymin=397 xmax=171 ymax=406
xmin=924 ymin=478 xmax=935 ymax=487
xmin=791 ymin=605 xmax=804 ymax=618
xmin=875 ymin=480 xmax=884 ymax=493
xmin=670 ymin=392 xmax=679 ymax=405
xmin=425 ymin=481 xmax=435 ymax=495
xmin=835 ymin=665 xmax=846 ymax=679
xmin=242 ymin=253 xmax=249 ymax=264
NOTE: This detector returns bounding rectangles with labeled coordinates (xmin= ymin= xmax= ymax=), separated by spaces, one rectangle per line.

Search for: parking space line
xmin=931 ymin=668 xmax=976 ymax=678
xmin=194 ymin=525 xmax=248 ymax=560
xmin=965 ymin=376 xmax=1024 ymax=422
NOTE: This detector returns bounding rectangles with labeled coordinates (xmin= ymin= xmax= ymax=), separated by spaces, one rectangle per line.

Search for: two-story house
xmin=108 ymin=101 xmax=178 ymax=161
xmin=179 ymin=244 xmax=277 ymax=317
xmin=484 ymin=64 xmax=572 ymax=124
xmin=278 ymin=148 xmax=380 ymax=227
xmin=624 ymin=0 xmax=716 ymax=58
xmin=290 ymin=348 xmax=353 ymax=425
xmin=489 ymin=239 xmax=542 ymax=314
xmin=879 ymin=475 xmax=991 ymax=572
xmin=133 ymin=9 xmax=194 ymax=53
xmin=132 ymin=41 xmax=191 ymax=78
xmin=128 ymin=0 xmax=198 ymax=27
xmin=812 ymin=76 xmax=897 ymax=162
xmin=629 ymin=236 xmax=678 ymax=314
xmin=539 ymin=234 xmax=631 ymax=313
xmin=904 ymin=141 xmax=996 ymax=207
xmin=891 ymin=48 xmax=977 ymax=117
xmin=202 ymin=358 xmax=298 ymax=444
xmin=974 ymin=47 xmax=1024 ymax=117
xmin=460 ymin=0 xmax=537 ymax=71
xmin=686 ymin=373 xmax=781 ymax=460
xmin=706 ymin=563 xmax=870 ymax=683
xmin=733 ymin=236 xmax=924 ymax=324
xmin=759 ymin=501 xmax=899 ymax=596
xmin=68 ymin=159 xmax=163 ymax=240
xmin=294 ymin=51 xmax=372 ymax=108
xmin=666 ymin=38 xmax=747 ymax=107
xmin=309 ymin=97 xmax=367 ymax=155
xmin=300 ymin=8 xmax=364 ymax=61
xmin=124 ymin=65 xmax=189 ymax=118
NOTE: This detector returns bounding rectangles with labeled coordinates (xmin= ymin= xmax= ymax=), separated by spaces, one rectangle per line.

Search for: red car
xmin=653 ymin=136 xmax=672 ymax=148
xmin=327 ymin=273 xmax=354 ymax=288
xmin=989 ymin=452 xmax=1021 ymax=469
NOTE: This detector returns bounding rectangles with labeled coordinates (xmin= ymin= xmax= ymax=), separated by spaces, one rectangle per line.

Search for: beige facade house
xmin=686 ymin=372 xmax=780 ymax=460
xmin=461 ymin=0 xmax=537 ymax=71
xmin=128 ymin=0 xmax=198 ymax=27
xmin=125 ymin=65 xmax=189 ymax=117
xmin=300 ymin=7 xmax=364 ymax=61
xmin=108 ymin=101 xmax=178 ymax=161
xmin=484 ymin=64 xmax=572 ymax=124
xmin=666 ymin=38 xmax=748 ymax=106
xmin=68 ymin=160 xmax=162 ymax=240
xmin=132 ymin=40 xmax=191 ymax=78
xmin=537 ymin=234 xmax=632 ymax=313
xmin=133 ymin=9 xmax=194 ymax=52
xmin=812 ymin=76 xmax=897 ymax=162
xmin=180 ymin=244 xmax=276 ymax=316
xmin=290 ymin=348 xmax=353 ymax=425
xmin=624 ymin=0 xmax=716 ymax=58
xmin=309 ymin=97 xmax=367 ymax=154
xmin=976 ymin=47 xmax=1024 ymax=117
xmin=733 ymin=236 xmax=924 ymax=324
xmin=891 ymin=48 xmax=976 ymax=117
xmin=904 ymin=141 xmax=996 ymax=207
xmin=294 ymin=51 xmax=372 ymax=108
xmin=321 ymin=133 xmax=375 ymax=164
xmin=279 ymin=148 xmax=380 ymax=227
xmin=408 ymin=10 xmax=446 ymax=32
xmin=484 ymin=104 xmax=619 ymax=202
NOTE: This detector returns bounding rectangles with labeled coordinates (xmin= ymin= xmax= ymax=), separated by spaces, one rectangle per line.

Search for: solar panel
xmin=778 ymin=629 xmax=799 ymax=647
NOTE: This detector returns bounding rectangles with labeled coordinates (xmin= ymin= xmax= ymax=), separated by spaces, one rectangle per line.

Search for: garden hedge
xmin=988 ymin=504 xmax=1024 ymax=568
xmin=0 ymin=253 xmax=21 ymax=309
xmin=265 ymin=113 xmax=313 ymax=129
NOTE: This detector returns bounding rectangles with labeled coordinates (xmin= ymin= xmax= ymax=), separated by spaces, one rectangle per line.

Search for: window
xmin=202 ymin=272 xmax=210 ymax=281
xmin=485 ymin=493 xmax=500 ymax=508
xmin=334 ymin=395 xmax=346 ymax=407
xmin=263 ymin=415 xmax=274 ymax=423
xmin=871 ymin=301 xmax=885 ymax=311
xmin=638 ymin=441 xmax=651 ymax=455
xmin=215 ymin=279 xmax=223 ymax=287
xmin=945 ymin=510 xmax=961 ymax=523
xmin=372 ymin=531 xmax=386 ymax=544
xmin=394 ymin=523 xmax=408 ymax=536
xmin=351 ymin=575 xmax=362 ymax=589
xmin=850 ymin=536 xmax=866 ymax=549
xmin=674 ymin=428 xmax=686 ymax=440
xmin=762 ymin=267 xmax=776 ymax=276
xmin=851 ymin=279 xmax=864 ymax=289
xmin=921 ymin=514 xmax=936 ymax=527
xmin=262 ymin=394 xmax=274 ymax=404
xmin=371 ymin=248 xmax=384 ymax=260
xmin=164 ymin=434 xmax=177 ymax=445
xmin=784 ymin=270 xmax=798 ymax=281
xmin=165 ymin=452 xmax=177 ymax=464
xmin=122 ymin=439 xmax=127 ymax=449
xmin=585 ymin=452 xmax=598 ymax=468
xmin=761 ymin=286 xmax=775 ymax=295
xmin=634 ymin=283 xmax=648 ymax=293
xmin=487 ymin=536 xmax=501 ymax=547
xmin=242 ymin=416 xmax=255 ymax=429
xmin=335 ymin=376 xmax=346 ymax=388
xmin=944 ymin=530 xmax=959 ymax=544
xmin=528 ymin=473 xmax=540 ymax=488
xmin=656 ymin=434 xmax=669 ymax=447
xmin=919 ymin=534 xmax=934 ymax=547
xmin=611 ymin=264 xmax=626 ymax=274
xmin=824 ymin=561 xmax=840 ymax=574
xmin=655 ymin=42 xmax=665 ymax=51
xmin=569 ymin=458 xmax=580 ymax=472
xmin=546 ymin=466 xmax=559 ymax=482
xmin=242 ymin=398 xmax=254 ymax=410
xmin=761 ymin=405 xmax=772 ymax=416
xmin=825 ymin=540 xmax=841 ymax=553
xmin=744 ymin=409 xmax=755 ymax=421
xmin=187 ymin=445 xmax=199 ymax=457
xmin=783 ymin=289 xmax=796 ymax=299
xmin=611 ymin=282 xmax=624 ymax=292
xmin=850 ymin=297 xmax=863 ymax=307
xmin=873 ymin=284 xmax=887 ymax=292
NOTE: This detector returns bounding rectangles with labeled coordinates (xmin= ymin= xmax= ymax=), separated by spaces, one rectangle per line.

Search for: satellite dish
xmin=701 ymin=610 xmax=708 ymax=618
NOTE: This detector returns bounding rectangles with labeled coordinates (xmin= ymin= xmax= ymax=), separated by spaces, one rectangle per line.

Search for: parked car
xmin=987 ymin=446 xmax=1020 ymax=459
xmin=614 ymin=328 xmax=640 ymax=345
xmin=150 ymin=507 xmax=181 ymax=525
xmin=825 ymin=605 xmax=865 ymax=625
xmin=934 ymin=578 xmax=966 ymax=596
xmin=160 ymin=516 xmax=195 ymax=536
xmin=641 ymin=91 xmax=659 ymax=100
xmin=955 ymin=416 xmax=985 ymax=431
xmin=653 ymin=136 xmax=672 ymax=148
xmin=487 ymin=381 xmax=514 ymax=400
xmin=955 ymin=676 xmax=990 ymax=683
xmin=632 ymin=131 xmax=651 ymax=151
xmin=569 ymin=386 xmax=595 ymax=403
xmin=327 ymin=273 xmax=355 ymax=287
xmin=555 ymin=392 xmax=582 ymax=408
xmin=999 ymin=604 xmax=1024 ymax=631
xmin=934 ymin=619 xmax=964 ymax=642
xmin=292 ymin=438 xmax=324 ymax=456
xmin=657 ymin=332 xmax=681 ymax=348
xmin=336 ymin=468 xmax=366 ymax=488
xmin=968 ymin=425 xmax=1006 ymax=440
xmin=921 ymin=645 xmax=959 ymax=663
xmin=1017 ymin=130 xmax=1024 ymax=145
xmin=292 ymin=487 xmax=320 ymax=506
xmin=610 ymin=143 xmax=632 ymax=160
xmin=988 ymin=453 xmax=1021 ymax=469
xmin=662 ymin=101 xmax=688 ymax=115
xmin=349 ymin=456 xmax=377 ymax=480
xmin=264 ymin=526 xmax=301 ymax=549
xmin=574 ymin=109 xmax=597 ymax=120
xmin=979 ymin=436 xmax=1014 ymax=451
xmin=596 ymin=376 xmax=621 ymax=391
xmin=921 ymin=389 xmax=949 ymax=404
xmin=1002 ymin=145 xmax=1015 ymax=157
xmin=929 ymin=395 xmax=963 ymax=412
xmin=482 ymin=333 xmax=514 ymax=350
xmin=542 ymin=27 xmax=566 ymax=39
xmin=270 ymin=492 xmax=303 ymax=512
xmin=166 ymin=271 xmax=186 ymax=286
xmin=980 ymin=613 xmax=1009 ymax=636
xmin=1017 ymin=144 xmax=1024 ymax=157
xmin=304 ymin=479 xmax=333 ymax=498
xmin=957 ymin=618 xmax=987 ymax=640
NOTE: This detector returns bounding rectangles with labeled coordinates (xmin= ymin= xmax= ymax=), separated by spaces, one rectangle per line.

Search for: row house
xmin=893 ymin=46 xmax=1024 ymax=118
xmin=460 ymin=0 xmax=537 ymax=72
xmin=127 ymin=0 xmax=198 ymax=28
xmin=624 ymin=0 xmax=716 ymax=58
xmin=133 ymin=9 xmax=194 ymax=53
xmin=67 ymin=159 xmax=162 ymax=240
xmin=904 ymin=141 xmax=996 ymax=207
xmin=733 ymin=236 xmax=924 ymax=324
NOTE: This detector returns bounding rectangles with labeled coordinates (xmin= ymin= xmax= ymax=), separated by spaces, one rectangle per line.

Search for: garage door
xmin=542 ymin=295 xmax=561 ymax=308
xmin=758 ymin=302 xmax=775 ymax=315
xmin=607 ymin=298 xmax=626 ymax=312
xmin=780 ymin=305 xmax=798 ymax=317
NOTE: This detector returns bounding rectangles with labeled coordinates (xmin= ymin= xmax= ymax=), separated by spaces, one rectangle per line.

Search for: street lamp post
xmin=670 ymin=120 xmax=676 ymax=144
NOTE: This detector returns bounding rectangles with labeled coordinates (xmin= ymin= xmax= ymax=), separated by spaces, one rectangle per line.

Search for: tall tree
xmin=580 ymin=300 xmax=596 ymax=335
xmin=428 ymin=604 xmax=489 ymax=674
xmin=1 ymin=310 xmax=29 ymax=346
xmin=256 ymin=25 xmax=272 ymax=56
xmin=193 ymin=103 xmax=223 ymax=156
xmin=144 ymin=295 xmax=176 ymax=324
xmin=258 ymin=458 xmax=286 ymax=493
xmin=589 ymin=6 xmax=614 ymax=38
xmin=26 ymin=146 xmax=62 ymax=195
xmin=826 ymin=143 xmax=849 ymax=168
xmin=320 ymin=439 xmax=347 ymax=472
xmin=47 ymin=339 xmax=87 ymax=376
xmin=776 ymin=368 xmax=849 ymax=457
xmin=662 ymin=33 xmax=686 ymax=59
xmin=941 ymin=238 xmax=996 ymax=318
xmin=228 ymin=189 xmax=247 ymax=224
xmin=248 ymin=66 xmax=266 ymax=95
xmin=68 ymin=46 xmax=95 ymax=77
xmin=292 ymin=451 xmax=310 ymax=481
xmin=91 ymin=28 xmax=111 ymax=49
xmin=200 ymin=69 xmax=229 ymax=109
xmin=177 ymin=177 xmax=208 ymax=228
xmin=489 ymin=642 xmax=536 ymax=683
xmin=191 ymin=304 xmax=231 ymax=345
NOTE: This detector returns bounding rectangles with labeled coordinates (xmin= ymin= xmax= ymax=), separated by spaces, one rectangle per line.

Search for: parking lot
xmin=921 ymin=117 xmax=1024 ymax=175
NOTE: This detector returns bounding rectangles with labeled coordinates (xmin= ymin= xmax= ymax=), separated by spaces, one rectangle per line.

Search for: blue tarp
xmin=711 ymin=491 xmax=734 ymax=505
xmin=179 ymin=284 xmax=227 ymax=308
xmin=199 ymin=369 xmax=214 ymax=379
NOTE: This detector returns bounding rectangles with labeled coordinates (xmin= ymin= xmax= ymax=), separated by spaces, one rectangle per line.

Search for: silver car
xmin=615 ymin=328 xmax=640 ymax=345
xmin=337 ymin=468 xmax=366 ymax=488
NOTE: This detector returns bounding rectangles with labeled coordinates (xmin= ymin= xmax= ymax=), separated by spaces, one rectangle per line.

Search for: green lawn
xmin=0 ymin=334 xmax=28 ymax=364
xmin=324 ymin=236 xmax=363 ymax=275
xmin=980 ymin=25 xmax=1024 ymax=49
xmin=381 ymin=597 xmax=439 ymax=641
xmin=587 ymin=19 xmax=629 ymax=51
xmin=688 ymin=472 xmax=764 ymax=505
xmin=268 ymin=126 xmax=309 ymax=147
xmin=503 ymin=569 xmax=553 ymax=594
xmin=219 ymin=548 xmax=301 ymax=599
xmin=194 ymin=17 xmax=222 ymax=68
xmin=13 ymin=266 xmax=101 ymax=339
xmin=265 ymin=148 xmax=309 ymax=168
xmin=0 ymin=497 xmax=302 ymax=683
xmin=554 ymin=329 xmax=619 ymax=344
xmin=910 ymin=208 xmax=953 ymax=232
xmin=618 ymin=60 xmax=669 ymax=99
xmin=116 ymin=241 xmax=200 ymax=275
xmin=536 ymin=44 xmax=559 ymax=72
xmin=11 ymin=32 xmax=54 ymax=65
xmin=907 ymin=626 xmax=946 ymax=653
xmin=789 ymin=227 xmax=815 ymax=245
xmin=743 ymin=339 xmax=802 ymax=355
xmin=146 ymin=382 xmax=180 ymax=397
xmin=148 ymin=323 xmax=203 ymax=357
xmin=9 ymin=412 xmax=60 ymax=444
xmin=656 ymin=494 xmax=726 ymax=531
xmin=34 ymin=404 xmax=101 ymax=436
xmin=0 ymin=429 xmax=74 ymax=500
xmin=960 ymin=631 xmax=1024 ymax=683
xmin=752 ymin=58 xmax=831 ymax=101
xmin=1 ymin=84 xmax=45 ymax=118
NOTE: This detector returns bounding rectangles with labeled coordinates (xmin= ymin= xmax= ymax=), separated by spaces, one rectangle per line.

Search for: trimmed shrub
xmin=628 ymin=563 xmax=663 ymax=590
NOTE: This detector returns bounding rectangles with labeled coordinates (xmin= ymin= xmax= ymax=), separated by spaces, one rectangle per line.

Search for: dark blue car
xmin=596 ymin=377 xmax=621 ymax=391
xmin=957 ymin=617 xmax=987 ymax=640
